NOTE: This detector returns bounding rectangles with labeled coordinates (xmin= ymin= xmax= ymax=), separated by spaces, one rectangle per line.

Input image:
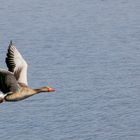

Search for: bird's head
xmin=41 ymin=86 xmax=55 ymax=92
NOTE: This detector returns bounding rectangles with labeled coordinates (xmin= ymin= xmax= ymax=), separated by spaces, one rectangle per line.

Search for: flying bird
xmin=0 ymin=41 xmax=55 ymax=103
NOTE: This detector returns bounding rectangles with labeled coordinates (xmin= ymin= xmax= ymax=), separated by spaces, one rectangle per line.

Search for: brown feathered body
xmin=4 ymin=84 xmax=52 ymax=102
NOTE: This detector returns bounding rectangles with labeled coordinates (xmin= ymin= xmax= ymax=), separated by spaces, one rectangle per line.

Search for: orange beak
xmin=47 ymin=87 xmax=55 ymax=92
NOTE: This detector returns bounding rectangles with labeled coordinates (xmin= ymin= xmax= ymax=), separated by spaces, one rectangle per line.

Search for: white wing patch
xmin=0 ymin=91 xmax=6 ymax=98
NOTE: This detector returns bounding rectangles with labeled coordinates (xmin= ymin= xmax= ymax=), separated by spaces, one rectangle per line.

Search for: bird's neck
xmin=33 ymin=87 xmax=50 ymax=93
xmin=4 ymin=87 xmax=50 ymax=102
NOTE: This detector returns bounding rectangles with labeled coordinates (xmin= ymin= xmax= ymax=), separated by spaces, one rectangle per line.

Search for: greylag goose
xmin=0 ymin=41 xmax=55 ymax=103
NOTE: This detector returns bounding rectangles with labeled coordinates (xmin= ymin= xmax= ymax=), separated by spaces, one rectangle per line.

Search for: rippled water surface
xmin=0 ymin=0 xmax=140 ymax=140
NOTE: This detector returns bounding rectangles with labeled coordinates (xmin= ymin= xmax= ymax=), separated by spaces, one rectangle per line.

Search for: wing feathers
xmin=0 ymin=69 xmax=19 ymax=94
xmin=6 ymin=43 xmax=16 ymax=72
xmin=5 ymin=41 xmax=28 ymax=85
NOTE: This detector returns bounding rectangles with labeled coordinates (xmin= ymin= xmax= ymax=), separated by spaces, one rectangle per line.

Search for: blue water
xmin=0 ymin=0 xmax=140 ymax=139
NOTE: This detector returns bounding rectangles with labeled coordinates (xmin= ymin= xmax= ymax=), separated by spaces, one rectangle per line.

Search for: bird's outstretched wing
xmin=5 ymin=41 xmax=28 ymax=85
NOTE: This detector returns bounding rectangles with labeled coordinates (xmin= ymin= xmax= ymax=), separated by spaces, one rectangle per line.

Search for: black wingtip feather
xmin=10 ymin=40 xmax=13 ymax=45
xmin=8 ymin=40 xmax=13 ymax=49
xmin=5 ymin=41 xmax=16 ymax=72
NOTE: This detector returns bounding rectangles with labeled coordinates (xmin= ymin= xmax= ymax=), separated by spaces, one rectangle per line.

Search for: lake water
xmin=0 ymin=0 xmax=140 ymax=140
